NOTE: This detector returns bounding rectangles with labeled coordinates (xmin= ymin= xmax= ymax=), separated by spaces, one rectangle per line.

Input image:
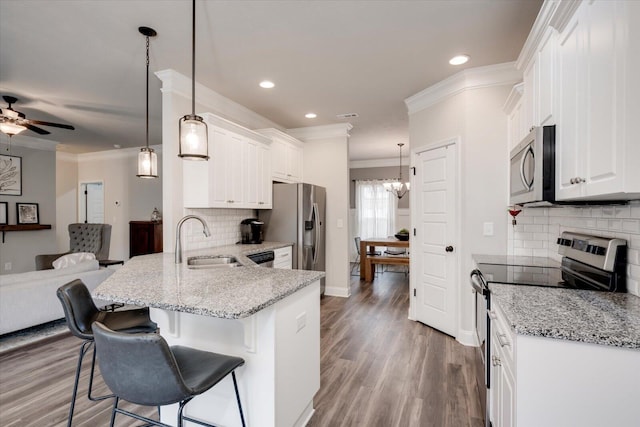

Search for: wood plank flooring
xmin=0 ymin=270 xmax=483 ymax=426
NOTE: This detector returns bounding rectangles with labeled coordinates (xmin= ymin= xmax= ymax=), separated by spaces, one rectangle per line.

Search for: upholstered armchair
xmin=35 ymin=223 xmax=112 ymax=270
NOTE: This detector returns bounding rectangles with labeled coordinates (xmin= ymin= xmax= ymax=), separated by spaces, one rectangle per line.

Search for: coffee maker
xmin=240 ymin=218 xmax=264 ymax=244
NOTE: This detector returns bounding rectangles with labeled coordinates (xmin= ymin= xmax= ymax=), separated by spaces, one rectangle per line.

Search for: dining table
xmin=359 ymin=237 xmax=410 ymax=282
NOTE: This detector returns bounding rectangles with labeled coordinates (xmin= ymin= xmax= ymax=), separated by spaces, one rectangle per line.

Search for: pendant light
xmin=383 ymin=143 xmax=410 ymax=199
xmin=178 ymin=0 xmax=209 ymax=160
xmin=136 ymin=26 xmax=158 ymax=178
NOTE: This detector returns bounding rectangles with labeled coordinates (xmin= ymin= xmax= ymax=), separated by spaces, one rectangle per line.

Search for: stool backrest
xmin=57 ymin=279 xmax=100 ymax=340
xmin=92 ymin=321 xmax=191 ymax=406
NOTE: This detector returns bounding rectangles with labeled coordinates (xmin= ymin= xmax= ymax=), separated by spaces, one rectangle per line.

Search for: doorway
xmin=410 ymin=139 xmax=458 ymax=337
xmin=79 ymin=182 xmax=104 ymax=223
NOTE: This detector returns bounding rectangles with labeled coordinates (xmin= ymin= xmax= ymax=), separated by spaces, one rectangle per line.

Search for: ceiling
xmin=0 ymin=0 xmax=542 ymax=159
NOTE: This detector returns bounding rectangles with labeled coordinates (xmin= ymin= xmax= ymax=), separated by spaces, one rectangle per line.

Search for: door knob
xmin=445 ymin=246 xmax=454 ymax=252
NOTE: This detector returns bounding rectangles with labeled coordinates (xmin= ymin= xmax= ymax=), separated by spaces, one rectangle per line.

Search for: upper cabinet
xmin=183 ymin=113 xmax=273 ymax=209
xmin=257 ymin=128 xmax=304 ymax=183
xmin=513 ymin=0 xmax=640 ymax=201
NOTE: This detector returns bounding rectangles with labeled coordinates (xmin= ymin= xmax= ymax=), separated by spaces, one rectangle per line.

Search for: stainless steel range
xmin=470 ymin=231 xmax=628 ymax=427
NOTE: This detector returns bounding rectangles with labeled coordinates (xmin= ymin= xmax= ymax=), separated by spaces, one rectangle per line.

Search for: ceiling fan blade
xmin=25 ymin=124 xmax=51 ymax=135
xmin=28 ymin=120 xmax=75 ymax=130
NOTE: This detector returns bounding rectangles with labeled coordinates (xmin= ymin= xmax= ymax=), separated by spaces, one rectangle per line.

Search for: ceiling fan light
xmin=0 ymin=122 xmax=27 ymax=136
xmin=137 ymin=147 xmax=158 ymax=178
xmin=179 ymin=115 xmax=209 ymax=160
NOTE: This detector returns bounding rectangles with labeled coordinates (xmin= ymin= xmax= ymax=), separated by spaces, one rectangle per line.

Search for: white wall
xmin=408 ymin=83 xmax=512 ymax=343
xmin=56 ymin=152 xmax=78 ymax=251
xmin=291 ymin=126 xmax=352 ymax=298
xmin=76 ymin=148 xmax=162 ymax=260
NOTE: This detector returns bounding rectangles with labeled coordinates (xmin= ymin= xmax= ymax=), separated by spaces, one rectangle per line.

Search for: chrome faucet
xmin=175 ymin=215 xmax=211 ymax=264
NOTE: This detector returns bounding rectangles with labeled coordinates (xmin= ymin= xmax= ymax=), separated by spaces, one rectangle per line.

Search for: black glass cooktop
xmin=477 ymin=263 xmax=567 ymax=288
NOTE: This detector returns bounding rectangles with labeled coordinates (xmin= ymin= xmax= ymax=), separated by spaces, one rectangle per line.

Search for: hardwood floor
xmin=308 ymin=271 xmax=484 ymax=427
xmin=0 ymin=271 xmax=483 ymax=427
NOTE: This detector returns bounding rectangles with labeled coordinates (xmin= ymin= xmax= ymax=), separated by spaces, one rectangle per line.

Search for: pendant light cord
xmin=191 ymin=0 xmax=196 ymax=115
xmin=145 ymin=35 xmax=150 ymax=149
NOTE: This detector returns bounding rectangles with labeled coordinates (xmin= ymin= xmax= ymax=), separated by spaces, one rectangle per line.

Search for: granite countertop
xmin=473 ymin=254 xmax=561 ymax=268
xmin=93 ymin=242 xmax=325 ymax=319
xmin=489 ymin=284 xmax=640 ymax=349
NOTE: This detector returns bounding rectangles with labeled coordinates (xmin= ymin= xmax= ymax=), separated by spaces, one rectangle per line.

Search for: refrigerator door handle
xmin=312 ymin=202 xmax=320 ymax=265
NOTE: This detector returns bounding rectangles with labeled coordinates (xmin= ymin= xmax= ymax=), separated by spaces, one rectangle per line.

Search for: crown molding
xmin=287 ymin=123 xmax=353 ymax=141
xmin=155 ymin=69 xmax=283 ymax=131
xmin=202 ymin=113 xmax=272 ymax=145
xmin=255 ymin=128 xmax=303 ymax=147
xmin=503 ymin=82 xmax=524 ymax=114
xmin=76 ymin=144 xmax=162 ymax=162
xmin=404 ymin=62 xmax=521 ymax=115
xmin=349 ymin=157 xmax=410 ymax=169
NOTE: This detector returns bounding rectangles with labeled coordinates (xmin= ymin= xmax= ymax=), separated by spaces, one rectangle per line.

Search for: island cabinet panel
xmin=129 ymin=221 xmax=162 ymax=257
xmin=151 ymin=281 xmax=321 ymax=427
xmin=183 ymin=112 xmax=272 ymax=209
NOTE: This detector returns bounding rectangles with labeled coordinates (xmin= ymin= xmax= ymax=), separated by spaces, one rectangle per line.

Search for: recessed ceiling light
xmin=449 ymin=55 xmax=470 ymax=65
xmin=305 ymin=113 xmax=317 ymax=119
xmin=259 ymin=80 xmax=275 ymax=89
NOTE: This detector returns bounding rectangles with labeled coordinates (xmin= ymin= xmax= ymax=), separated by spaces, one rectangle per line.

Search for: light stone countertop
xmin=489 ymin=284 xmax=640 ymax=349
xmin=93 ymin=242 xmax=325 ymax=319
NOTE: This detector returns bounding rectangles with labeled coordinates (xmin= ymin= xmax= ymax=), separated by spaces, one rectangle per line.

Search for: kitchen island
xmin=94 ymin=246 xmax=324 ymax=427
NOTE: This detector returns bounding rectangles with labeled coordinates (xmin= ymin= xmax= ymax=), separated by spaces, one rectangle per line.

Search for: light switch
xmin=337 ymin=219 xmax=344 ymax=228
xmin=483 ymin=222 xmax=494 ymax=236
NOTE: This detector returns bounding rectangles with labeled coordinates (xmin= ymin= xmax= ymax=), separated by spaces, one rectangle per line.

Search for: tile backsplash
xmin=182 ymin=208 xmax=255 ymax=250
xmin=507 ymin=201 xmax=640 ymax=297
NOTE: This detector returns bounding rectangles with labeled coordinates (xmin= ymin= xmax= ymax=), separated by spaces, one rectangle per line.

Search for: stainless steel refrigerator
xmin=260 ymin=183 xmax=326 ymax=294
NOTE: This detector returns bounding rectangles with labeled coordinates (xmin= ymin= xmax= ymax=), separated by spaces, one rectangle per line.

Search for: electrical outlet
xmin=296 ymin=312 xmax=307 ymax=332
xmin=483 ymin=222 xmax=494 ymax=236
xmin=4 ymin=262 xmax=12 ymax=271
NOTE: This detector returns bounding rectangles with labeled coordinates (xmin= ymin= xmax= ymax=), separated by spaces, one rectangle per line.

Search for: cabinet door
xmin=210 ymin=127 xmax=229 ymax=207
xmin=257 ymin=143 xmax=272 ymax=208
xmin=522 ymin=59 xmax=536 ymax=138
xmin=508 ymin=100 xmax=523 ymax=150
xmin=583 ymin=0 xmax=622 ymax=196
xmin=537 ymin=29 xmax=556 ymax=126
xmin=225 ymin=133 xmax=246 ymax=206
xmin=245 ymin=140 xmax=259 ymax=208
xmin=500 ymin=363 xmax=516 ymax=427
xmin=272 ymin=139 xmax=289 ymax=181
xmin=290 ymin=145 xmax=303 ymax=182
xmin=556 ymin=10 xmax=586 ymax=200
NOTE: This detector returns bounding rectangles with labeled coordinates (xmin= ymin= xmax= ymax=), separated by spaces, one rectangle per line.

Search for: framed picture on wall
xmin=17 ymin=202 xmax=39 ymax=224
xmin=0 ymin=202 xmax=7 ymax=225
xmin=0 ymin=155 xmax=22 ymax=196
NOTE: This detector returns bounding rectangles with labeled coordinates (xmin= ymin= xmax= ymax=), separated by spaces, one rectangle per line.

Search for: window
xmin=355 ymin=180 xmax=396 ymax=239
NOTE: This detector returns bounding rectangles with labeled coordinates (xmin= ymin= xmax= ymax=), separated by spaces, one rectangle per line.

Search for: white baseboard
xmin=323 ymin=286 xmax=350 ymax=298
xmin=293 ymin=401 xmax=315 ymax=427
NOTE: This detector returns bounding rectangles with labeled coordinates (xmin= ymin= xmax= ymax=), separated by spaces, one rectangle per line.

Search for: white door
xmin=413 ymin=143 xmax=457 ymax=336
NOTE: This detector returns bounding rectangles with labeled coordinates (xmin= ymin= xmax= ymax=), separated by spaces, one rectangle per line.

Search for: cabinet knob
xmin=445 ymin=245 xmax=454 ymax=252
xmin=575 ymin=177 xmax=584 ymax=184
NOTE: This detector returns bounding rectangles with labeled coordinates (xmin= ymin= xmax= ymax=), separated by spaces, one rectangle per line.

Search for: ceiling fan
xmin=0 ymin=95 xmax=75 ymax=137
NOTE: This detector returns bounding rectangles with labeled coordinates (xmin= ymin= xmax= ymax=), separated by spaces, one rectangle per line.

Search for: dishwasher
xmin=246 ymin=251 xmax=275 ymax=268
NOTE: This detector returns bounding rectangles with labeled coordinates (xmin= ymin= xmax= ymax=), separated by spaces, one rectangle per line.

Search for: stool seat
xmin=172 ymin=346 xmax=245 ymax=396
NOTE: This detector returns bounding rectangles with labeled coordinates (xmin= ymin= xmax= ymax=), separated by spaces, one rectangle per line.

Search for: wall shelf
xmin=0 ymin=224 xmax=52 ymax=243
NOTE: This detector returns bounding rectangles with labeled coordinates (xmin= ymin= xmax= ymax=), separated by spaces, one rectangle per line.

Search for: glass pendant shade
xmin=0 ymin=122 xmax=27 ymax=136
xmin=137 ymin=147 xmax=158 ymax=178
xmin=178 ymin=114 xmax=209 ymax=160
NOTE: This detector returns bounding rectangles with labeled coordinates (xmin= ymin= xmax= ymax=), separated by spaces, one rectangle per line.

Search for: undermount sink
xmin=187 ymin=255 xmax=242 ymax=269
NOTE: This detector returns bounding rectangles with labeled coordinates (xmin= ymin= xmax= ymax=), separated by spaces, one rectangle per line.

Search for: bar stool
xmin=92 ymin=321 xmax=246 ymax=427
xmin=56 ymin=279 xmax=158 ymax=427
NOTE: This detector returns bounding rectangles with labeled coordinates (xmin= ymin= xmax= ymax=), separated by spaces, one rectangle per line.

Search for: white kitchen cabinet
xmin=521 ymin=60 xmax=536 ymax=138
xmin=555 ymin=0 xmax=640 ymax=201
xmin=489 ymin=298 xmax=640 ymax=427
xmin=183 ymin=113 xmax=272 ymax=209
xmin=489 ymin=304 xmax=516 ymax=427
xmin=273 ymin=246 xmax=292 ymax=269
xmin=504 ymin=83 xmax=524 ymax=151
xmin=536 ymin=28 xmax=556 ymax=127
xmin=258 ymin=128 xmax=303 ymax=183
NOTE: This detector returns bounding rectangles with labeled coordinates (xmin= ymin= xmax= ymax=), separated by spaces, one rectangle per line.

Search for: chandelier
xmin=383 ymin=143 xmax=410 ymax=199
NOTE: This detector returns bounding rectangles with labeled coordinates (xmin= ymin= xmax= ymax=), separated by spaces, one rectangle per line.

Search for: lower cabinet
xmin=129 ymin=221 xmax=162 ymax=258
xmin=273 ymin=246 xmax=292 ymax=269
xmin=489 ymin=300 xmax=639 ymax=427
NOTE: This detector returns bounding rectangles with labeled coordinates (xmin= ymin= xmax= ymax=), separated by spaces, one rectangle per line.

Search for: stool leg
xmin=66 ymin=339 xmax=92 ymax=427
xmin=232 ymin=371 xmax=246 ymax=427
xmin=87 ymin=341 xmax=114 ymax=402
xmin=110 ymin=396 xmax=119 ymax=427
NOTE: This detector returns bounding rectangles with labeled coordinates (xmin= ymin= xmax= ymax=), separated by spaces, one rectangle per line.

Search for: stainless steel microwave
xmin=509 ymin=125 xmax=555 ymax=206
